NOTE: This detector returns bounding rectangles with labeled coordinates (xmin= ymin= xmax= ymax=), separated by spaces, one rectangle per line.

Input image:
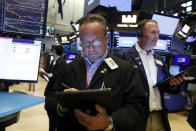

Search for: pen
xmin=61 ymin=83 xmax=71 ymax=89
xmin=101 ymin=82 xmax=105 ymax=90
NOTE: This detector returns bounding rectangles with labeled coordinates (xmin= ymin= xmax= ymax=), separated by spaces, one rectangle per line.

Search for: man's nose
xmin=88 ymin=42 xmax=95 ymax=50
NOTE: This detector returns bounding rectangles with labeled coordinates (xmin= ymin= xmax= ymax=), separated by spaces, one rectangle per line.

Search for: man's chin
xmin=89 ymin=57 xmax=98 ymax=63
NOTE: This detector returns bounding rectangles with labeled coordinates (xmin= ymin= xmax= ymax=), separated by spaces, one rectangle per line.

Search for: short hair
xmin=137 ymin=19 xmax=158 ymax=37
xmin=53 ymin=45 xmax=64 ymax=56
xmin=79 ymin=14 xmax=107 ymax=35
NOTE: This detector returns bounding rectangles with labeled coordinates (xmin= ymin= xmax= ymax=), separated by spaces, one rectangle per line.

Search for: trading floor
xmin=4 ymin=76 xmax=194 ymax=131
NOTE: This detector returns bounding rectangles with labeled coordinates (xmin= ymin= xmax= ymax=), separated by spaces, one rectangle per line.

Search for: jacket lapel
xmin=130 ymin=46 xmax=148 ymax=83
xmin=76 ymin=58 xmax=87 ymax=90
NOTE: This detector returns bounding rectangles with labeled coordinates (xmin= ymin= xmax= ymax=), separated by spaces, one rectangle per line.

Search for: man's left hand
xmin=74 ymin=104 xmax=110 ymax=130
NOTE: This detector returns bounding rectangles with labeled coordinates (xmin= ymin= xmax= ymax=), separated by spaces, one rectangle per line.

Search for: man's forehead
xmin=144 ymin=22 xmax=159 ymax=30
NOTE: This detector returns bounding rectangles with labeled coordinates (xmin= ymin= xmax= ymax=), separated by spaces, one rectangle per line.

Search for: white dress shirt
xmin=135 ymin=43 xmax=162 ymax=111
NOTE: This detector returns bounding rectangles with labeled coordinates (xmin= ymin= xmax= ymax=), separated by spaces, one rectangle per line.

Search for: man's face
xmin=79 ymin=22 xmax=108 ymax=62
xmin=140 ymin=22 xmax=160 ymax=51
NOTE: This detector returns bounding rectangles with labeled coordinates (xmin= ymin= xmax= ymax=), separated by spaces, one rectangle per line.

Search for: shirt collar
xmin=54 ymin=56 xmax=61 ymax=62
xmin=82 ymin=50 xmax=108 ymax=66
xmin=135 ymin=43 xmax=154 ymax=55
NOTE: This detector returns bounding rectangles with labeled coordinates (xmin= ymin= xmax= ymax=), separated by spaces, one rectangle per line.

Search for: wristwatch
xmin=105 ymin=116 xmax=114 ymax=130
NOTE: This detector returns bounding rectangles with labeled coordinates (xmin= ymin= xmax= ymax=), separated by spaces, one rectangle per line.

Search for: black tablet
xmin=54 ymin=88 xmax=112 ymax=115
xmin=154 ymin=66 xmax=193 ymax=88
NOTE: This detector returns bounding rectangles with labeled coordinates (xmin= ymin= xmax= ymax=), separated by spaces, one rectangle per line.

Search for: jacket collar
xmin=76 ymin=52 xmax=113 ymax=90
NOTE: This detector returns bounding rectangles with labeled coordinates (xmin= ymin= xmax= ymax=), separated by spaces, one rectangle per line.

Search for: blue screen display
xmin=153 ymin=39 xmax=170 ymax=52
xmin=174 ymin=55 xmax=190 ymax=65
xmin=65 ymin=53 xmax=79 ymax=63
xmin=152 ymin=14 xmax=179 ymax=36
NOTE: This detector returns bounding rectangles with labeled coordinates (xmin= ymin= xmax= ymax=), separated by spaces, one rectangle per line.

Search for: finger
xmin=64 ymin=88 xmax=78 ymax=92
xmin=74 ymin=109 xmax=92 ymax=123
xmin=74 ymin=109 xmax=92 ymax=128
xmin=170 ymin=77 xmax=182 ymax=86
xmin=95 ymin=104 xmax=106 ymax=113
xmin=169 ymin=78 xmax=177 ymax=86
xmin=176 ymin=76 xmax=184 ymax=83
xmin=174 ymin=76 xmax=183 ymax=85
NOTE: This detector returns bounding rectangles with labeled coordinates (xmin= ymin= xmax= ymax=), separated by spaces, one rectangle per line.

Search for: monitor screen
xmin=62 ymin=44 xmax=72 ymax=53
xmin=118 ymin=36 xmax=137 ymax=47
xmin=66 ymin=53 xmax=79 ymax=64
xmin=186 ymin=36 xmax=196 ymax=43
xmin=113 ymin=31 xmax=137 ymax=48
xmin=153 ymin=39 xmax=171 ymax=51
xmin=61 ymin=36 xmax=68 ymax=42
xmin=174 ymin=55 xmax=190 ymax=65
xmin=46 ymin=26 xmax=55 ymax=36
xmin=0 ymin=0 xmax=48 ymax=37
xmin=76 ymin=37 xmax=82 ymax=51
xmin=100 ymin=0 xmax=131 ymax=11
xmin=0 ymin=37 xmax=41 ymax=82
xmin=152 ymin=14 xmax=179 ymax=36
xmin=169 ymin=65 xmax=180 ymax=75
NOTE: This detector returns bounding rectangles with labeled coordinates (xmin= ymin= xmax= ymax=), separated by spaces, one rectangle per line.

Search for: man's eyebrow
xmin=82 ymin=37 xmax=103 ymax=42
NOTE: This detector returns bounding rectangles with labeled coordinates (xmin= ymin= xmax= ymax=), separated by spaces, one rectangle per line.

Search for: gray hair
xmin=79 ymin=14 xmax=107 ymax=35
xmin=137 ymin=19 xmax=158 ymax=37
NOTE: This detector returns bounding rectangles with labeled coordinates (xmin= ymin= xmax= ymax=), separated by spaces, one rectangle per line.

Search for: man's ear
xmin=105 ymin=33 xmax=109 ymax=42
xmin=103 ymin=33 xmax=109 ymax=47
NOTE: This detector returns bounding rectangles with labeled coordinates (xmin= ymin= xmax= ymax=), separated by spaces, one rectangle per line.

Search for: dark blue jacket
xmin=117 ymin=46 xmax=180 ymax=131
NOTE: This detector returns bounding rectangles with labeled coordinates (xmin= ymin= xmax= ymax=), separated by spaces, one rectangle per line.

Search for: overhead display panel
xmin=152 ymin=14 xmax=180 ymax=36
xmin=0 ymin=0 xmax=48 ymax=38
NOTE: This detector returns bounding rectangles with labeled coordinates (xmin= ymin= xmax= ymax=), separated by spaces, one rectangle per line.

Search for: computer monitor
xmin=0 ymin=37 xmax=42 ymax=82
xmin=174 ymin=55 xmax=190 ymax=65
xmin=152 ymin=14 xmax=179 ymax=36
xmin=153 ymin=39 xmax=171 ymax=52
xmin=76 ymin=37 xmax=82 ymax=51
xmin=62 ymin=44 xmax=72 ymax=53
xmin=0 ymin=0 xmax=48 ymax=38
xmin=113 ymin=31 xmax=137 ymax=48
xmin=169 ymin=65 xmax=180 ymax=75
xmin=186 ymin=36 xmax=196 ymax=43
xmin=66 ymin=53 xmax=79 ymax=64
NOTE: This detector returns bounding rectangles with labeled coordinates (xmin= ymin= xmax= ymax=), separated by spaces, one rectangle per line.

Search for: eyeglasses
xmin=80 ymin=37 xmax=105 ymax=48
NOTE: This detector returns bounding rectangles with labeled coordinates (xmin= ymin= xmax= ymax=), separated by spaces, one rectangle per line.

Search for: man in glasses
xmin=45 ymin=14 xmax=148 ymax=131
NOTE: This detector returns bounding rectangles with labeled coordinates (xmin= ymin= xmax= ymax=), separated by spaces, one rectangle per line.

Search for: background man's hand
xmin=169 ymin=74 xmax=184 ymax=87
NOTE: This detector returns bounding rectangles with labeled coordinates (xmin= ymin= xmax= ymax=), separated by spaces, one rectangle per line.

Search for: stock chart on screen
xmin=0 ymin=0 xmax=48 ymax=37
